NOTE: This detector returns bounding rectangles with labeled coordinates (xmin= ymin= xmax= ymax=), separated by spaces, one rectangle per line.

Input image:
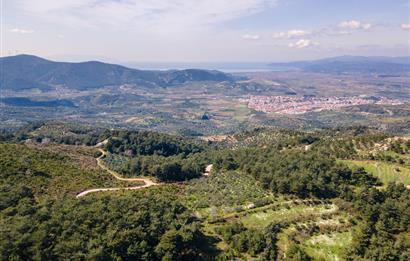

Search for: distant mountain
xmin=2 ymin=97 xmax=76 ymax=107
xmin=269 ymin=56 xmax=410 ymax=74
xmin=0 ymin=54 xmax=233 ymax=91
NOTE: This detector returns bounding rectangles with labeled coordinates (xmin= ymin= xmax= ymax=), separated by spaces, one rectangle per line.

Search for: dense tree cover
xmin=0 ymin=141 xmax=215 ymax=260
xmin=6 ymin=122 xmax=208 ymax=182
xmin=0 ymin=129 xmax=14 ymax=142
xmin=1 ymin=123 xmax=409 ymax=260
xmin=104 ymin=152 xmax=211 ymax=182
xmin=227 ymin=127 xmax=313 ymax=149
xmin=222 ymin=126 xmax=409 ymax=167
xmin=346 ymin=183 xmax=410 ymax=260
xmin=216 ymin=222 xmax=266 ymax=257
xmin=105 ymin=130 xmax=204 ymax=157
xmin=312 ymin=129 xmax=389 ymax=160
xmin=0 ymin=144 xmax=122 ymax=198
xmin=9 ymin=122 xmax=111 ymax=146
xmin=215 ymin=222 xmax=288 ymax=260
xmin=0 ymin=186 xmax=212 ymax=260
xmin=186 ymin=170 xmax=269 ymax=210
xmin=211 ymin=148 xmax=379 ymax=199
xmin=389 ymin=139 xmax=410 ymax=154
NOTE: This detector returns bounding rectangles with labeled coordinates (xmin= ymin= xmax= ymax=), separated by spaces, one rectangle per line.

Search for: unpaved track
xmin=76 ymin=147 xmax=158 ymax=198
xmin=76 ymin=140 xmax=212 ymax=198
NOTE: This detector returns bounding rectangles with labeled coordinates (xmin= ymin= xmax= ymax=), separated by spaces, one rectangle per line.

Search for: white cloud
xmin=15 ymin=0 xmax=278 ymax=33
xmin=9 ymin=28 xmax=34 ymax=34
xmin=338 ymin=20 xmax=372 ymax=30
xmin=361 ymin=23 xmax=372 ymax=30
xmin=241 ymin=34 xmax=260 ymax=40
xmin=273 ymin=29 xmax=310 ymax=39
xmin=287 ymin=30 xmax=310 ymax=38
xmin=339 ymin=20 xmax=361 ymax=29
xmin=401 ymin=24 xmax=410 ymax=30
xmin=288 ymin=39 xmax=318 ymax=49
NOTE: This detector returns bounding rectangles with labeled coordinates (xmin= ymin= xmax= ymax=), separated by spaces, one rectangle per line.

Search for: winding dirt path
xmin=76 ymin=147 xmax=158 ymax=198
xmin=76 ymin=139 xmax=213 ymax=198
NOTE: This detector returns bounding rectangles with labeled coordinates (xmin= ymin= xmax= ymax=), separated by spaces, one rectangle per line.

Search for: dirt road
xmin=76 ymin=148 xmax=158 ymax=198
xmin=76 ymin=140 xmax=212 ymax=198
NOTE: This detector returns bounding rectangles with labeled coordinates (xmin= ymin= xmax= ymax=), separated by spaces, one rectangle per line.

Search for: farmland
xmin=342 ymin=160 xmax=410 ymax=186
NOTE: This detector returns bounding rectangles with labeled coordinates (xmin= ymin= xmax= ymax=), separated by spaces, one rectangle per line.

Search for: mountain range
xmin=0 ymin=54 xmax=233 ymax=91
xmin=2 ymin=55 xmax=409 ymax=92
xmin=269 ymin=56 xmax=410 ymax=74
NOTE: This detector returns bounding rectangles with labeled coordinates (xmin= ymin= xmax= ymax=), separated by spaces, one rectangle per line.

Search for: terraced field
xmin=275 ymin=210 xmax=353 ymax=260
xmin=185 ymin=171 xmax=352 ymax=260
xmin=186 ymin=171 xmax=273 ymax=218
xmin=342 ymin=160 xmax=410 ymax=186
xmin=303 ymin=231 xmax=352 ymax=260
xmin=240 ymin=203 xmax=337 ymax=229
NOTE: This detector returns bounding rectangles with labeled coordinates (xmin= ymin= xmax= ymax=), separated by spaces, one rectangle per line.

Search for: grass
xmin=342 ymin=160 xmax=410 ymax=186
xmin=240 ymin=203 xmax=337 ymax=229
xmin=275 ymin=212 xmax=352 ymax=260
xmin=303 ymin=231 xmax=352 ymax=260
xmin=232 ymin=104 xmax=251 ymax=121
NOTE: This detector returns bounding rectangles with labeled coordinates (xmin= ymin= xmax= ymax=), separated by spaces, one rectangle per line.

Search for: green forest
xmin=1 ymin=122 xmax=409 ymax=260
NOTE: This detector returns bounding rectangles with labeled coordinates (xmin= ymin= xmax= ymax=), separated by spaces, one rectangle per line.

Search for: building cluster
xmin=243 ymin=95 xmax=402 ymax=115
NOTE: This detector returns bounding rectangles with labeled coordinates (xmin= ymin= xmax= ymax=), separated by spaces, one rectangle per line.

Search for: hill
xmin=0 ymin=54 xmax=233 ymax=90
xmin=1 ymin=124 xmax=409 ymax=260
xmin=0 ymin=143 xmax=148 ymax=199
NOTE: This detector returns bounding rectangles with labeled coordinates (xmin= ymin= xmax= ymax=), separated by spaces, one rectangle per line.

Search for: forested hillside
xmin=1 ymin=123 xmax=409 ymax=260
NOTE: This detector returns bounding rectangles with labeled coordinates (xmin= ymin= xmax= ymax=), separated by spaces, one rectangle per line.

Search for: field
xmin=183 ymin=170 xmax=354 ymax=260
xmin=342 ymin=160 xmax=410 ymax=186
xmin=302 ymin=231 xmax=352 ymax=260
xmin=186 ymin=171 xmax=273 ymax=218
xmin=240 ymin=203 xmax=337 ymax=229
xmin=2 ymin=71 xmax=410 ymax=136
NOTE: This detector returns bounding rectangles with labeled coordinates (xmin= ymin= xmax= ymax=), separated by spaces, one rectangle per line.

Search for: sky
xmin=1 ymin=0 xmax=410 ymax=63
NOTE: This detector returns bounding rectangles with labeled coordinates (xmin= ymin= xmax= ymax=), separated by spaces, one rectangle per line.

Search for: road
xmin=76 ymin=147 xmax=158 ymax=198
xmin=76 ymin=140 xmax=213 ymax=198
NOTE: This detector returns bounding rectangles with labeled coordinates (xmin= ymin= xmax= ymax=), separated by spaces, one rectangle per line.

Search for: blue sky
xmin=2 ymin=0 xmax=409 ymax=62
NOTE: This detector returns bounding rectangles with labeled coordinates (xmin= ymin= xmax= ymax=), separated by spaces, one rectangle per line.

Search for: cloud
xmin=338 ymin=20 xmax=372 ymax=30
xmin=288 ymin=39 xmax=318 ymax=49
xmin=241 ymin=34 xmax=260 ymax=40
xmin=9 ymin=28 xmax=34 ymax=34
xmin=401 ymin=24 xmax=410 ymax=30
xmin=361 ymin=23 xmax=372 ymax=30
xmin=15 ymin=0 xmax=278 ymax=33
xmin=273 ymin=30 xmax=310 ymax=39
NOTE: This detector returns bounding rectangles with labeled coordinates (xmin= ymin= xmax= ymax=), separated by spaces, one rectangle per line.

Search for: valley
xmin=0 ymin=55 xmax=409 ymax=260
xmin=2 ymin=0 xmax=409 ymax=259
xmin=1 ymin=55 xmax=409 ymax=136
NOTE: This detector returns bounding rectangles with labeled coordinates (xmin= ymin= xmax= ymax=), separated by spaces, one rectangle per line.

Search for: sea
xmin=123 ymin=62 xmax=293 ymax=73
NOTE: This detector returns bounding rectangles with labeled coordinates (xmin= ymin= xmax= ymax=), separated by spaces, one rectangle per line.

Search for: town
xmin=243 ymin=95 xmax=403 ymax=114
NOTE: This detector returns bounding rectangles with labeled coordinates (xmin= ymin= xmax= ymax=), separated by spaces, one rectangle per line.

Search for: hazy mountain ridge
xmin=269 ymin=55 xmax=410 ymax=74
xmin=2 ymin=97 xmax=76 ymax=108
xmin=0 ymin=54 xmax=233 ymax=90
